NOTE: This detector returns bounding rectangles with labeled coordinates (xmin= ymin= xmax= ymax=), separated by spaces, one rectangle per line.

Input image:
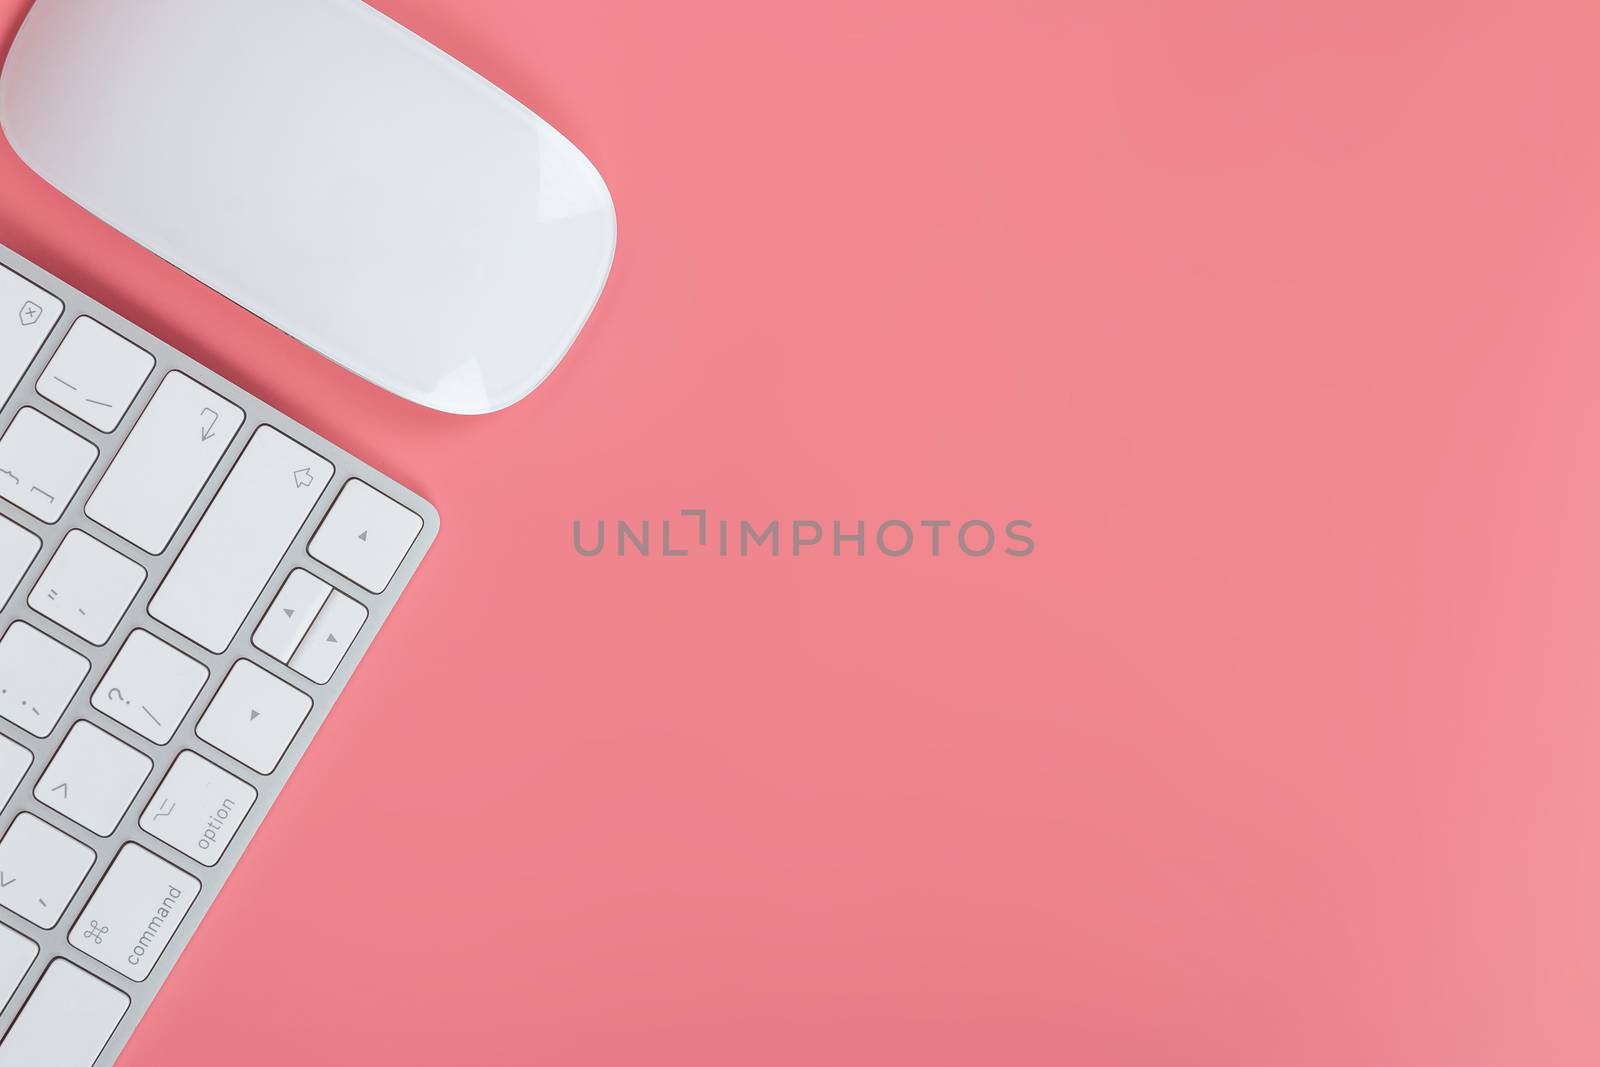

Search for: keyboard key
xmin=27 ymin=531 xmax=146 ymax=645
xmin=196 ymin=661 xmax=313 ymax=774
xmin=0 ymin=517 xmax=38 ymax=609
xmin=289 ymin=589 xmax=367 ymax=685
xmin=35 ymin=317 xmax=154 ymax=432
xmin=0 ymin=621 xmax=89 ymax=737
xmin=0 ymin=924 xmax=36 ymax=1010
xmin=140 ymin=752 xmax=257 ymax=866
xmin=92 ymin=629 xmax=209 ymax=745
xmin=85 ymin=371 xmax=244 ymax=553
xmin=309 ymin=479 xmax=422 ymax=593
xmin=36 ymin=722 xmax=153 ymax=837
xmin=0 ymin=266 xmax=63 ymax=407
xmin=149 ymin=426 xmax=332 ymax=653
xmin=252 ymin=567 xmax=331 ymax=662
xmin=0 ymin=408 xmax=97 ymax=522
xmin=72 ymin=843 xmax=200 ymax=981
xmin=0 ymin=958 xmax=128 ymax=1067
xmin=0 ymin=814 xmax=96 ymax=928
xmin=0 ymin=740 xmax=29 ymax=809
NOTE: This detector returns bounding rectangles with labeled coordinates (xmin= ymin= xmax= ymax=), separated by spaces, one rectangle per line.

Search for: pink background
xmin=2 ymin=0 xmax=1599 ymax=1063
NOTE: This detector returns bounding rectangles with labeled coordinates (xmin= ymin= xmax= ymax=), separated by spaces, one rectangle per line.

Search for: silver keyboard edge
xmin=0 ymin=243 xmax=440 ymax=1066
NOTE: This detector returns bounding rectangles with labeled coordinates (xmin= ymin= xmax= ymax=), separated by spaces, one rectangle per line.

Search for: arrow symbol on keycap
xmin=249 ymin=709 xmax=260 ymax=721
xmin=50 ymin=782 xmax=67 ymax=798
xmin=326 ymin=634 xmax=339 ymax=643
xmin=282 ymin=607 xmax=295 ymax=618
xmin=358 ymin=530 xmax=368 ymax=542
xmin=0 ymin=873 xmax=13 ymax=888
xmin=200 ymin=407 xmax=219 ymax=441
xmin=293 ymin=468 xmax=314 ymax=488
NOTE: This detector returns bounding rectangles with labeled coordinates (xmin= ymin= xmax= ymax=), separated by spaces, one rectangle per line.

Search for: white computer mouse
xmin=0 ymin=0 xmax=616 ymax=415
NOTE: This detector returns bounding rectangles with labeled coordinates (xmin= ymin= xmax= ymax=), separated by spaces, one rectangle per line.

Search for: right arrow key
xmin=308 ymin=479 xmax=423 ymax=593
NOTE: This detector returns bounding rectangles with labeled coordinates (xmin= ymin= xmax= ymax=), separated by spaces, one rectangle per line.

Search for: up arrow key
xmin=292 ymin=467 xmax=314 ymax=488
xmin=254 ymin=568 xmax=331 ymax=663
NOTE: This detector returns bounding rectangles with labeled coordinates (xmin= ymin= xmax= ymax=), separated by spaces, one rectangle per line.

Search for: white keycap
xmin=196 ymin=660 xmax=313 ymax=774
xmin=0 ymin=924 xmax=36 ymax=1010
xmin=0 ymin=516 xmax=38 ymax=609
xmin=28 ymin=530 xmax=146 ymax=646
xmin=0 ymin=621 xmax=90 ymax=737
xmin=149 ymin=426 xmax=332 ymax=653
xmin=252 ymin=567 xmax=331 ymax=662
xmin=309 ymin=478 xmax=423 ymax=593
xmin=36 ymin=722 xmax=153 ymax=837
xmin=289 ymin=588 xmax=368 ymax=685
xmin=0 ymin=408 xmax=97 ymax=522
xmin=0 ymin=738 xmax=29 ymax=808
xmin=72 ymin=843 xmax=200 ymax=981
xmin=0 ymin=958 xmax=128 ymax=1067
xmin=35 ymin=317 xmax=155 ymax=432
xmin=85 ymin=371 xmax=244 ymax=553
xmin=0 ymin=266 xmax=63 ymax=407
xmin=140 ymin=752 xmax=257 ymax=867
xmin=92 ymin=629 xmax=209 ymax=745
xmin=0 ymin=813 xmax=96 ymax=928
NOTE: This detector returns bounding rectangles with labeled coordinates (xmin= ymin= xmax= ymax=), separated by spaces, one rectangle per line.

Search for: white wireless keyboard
xmin=0 ymin=244 xmax=437 ymax=1065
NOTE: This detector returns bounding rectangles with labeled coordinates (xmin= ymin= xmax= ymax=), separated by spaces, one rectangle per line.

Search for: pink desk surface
xmin=2 ymin=1 xmax=1599 ymax=1064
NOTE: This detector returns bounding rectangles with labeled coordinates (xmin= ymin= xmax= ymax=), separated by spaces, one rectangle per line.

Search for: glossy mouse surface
xmin=0 ymin=0 xmax=616 ymax=414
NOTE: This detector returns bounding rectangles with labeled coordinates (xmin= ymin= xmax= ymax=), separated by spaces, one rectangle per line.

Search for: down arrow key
xmin=289 ymin=588 xmax=368 ymax=685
